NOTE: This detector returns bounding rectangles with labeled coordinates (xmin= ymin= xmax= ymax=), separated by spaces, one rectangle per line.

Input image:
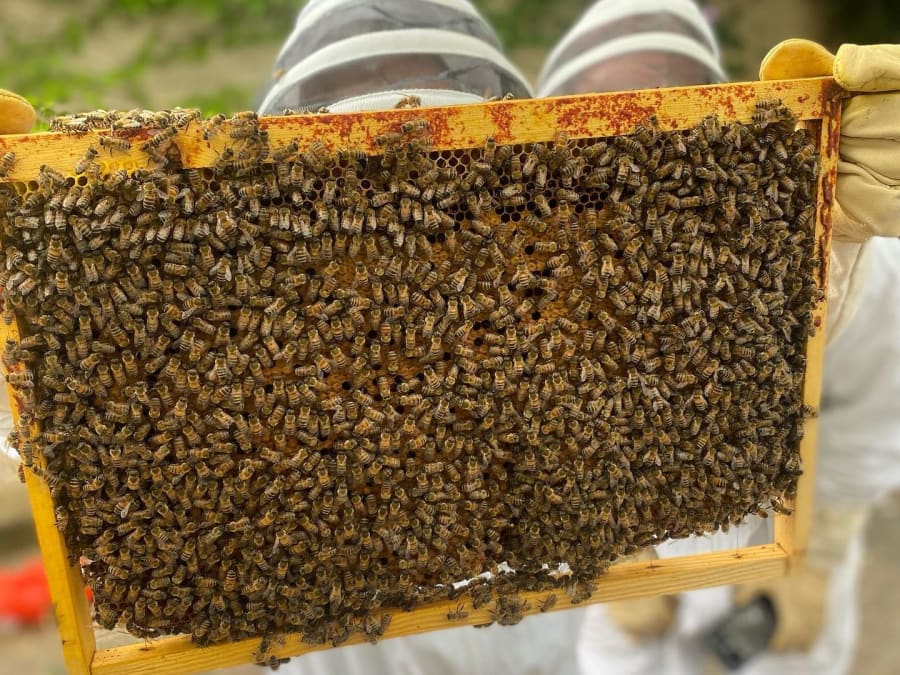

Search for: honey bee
xmin=71 ymin=146 xmax=99 ymax=175
xmin=143 ymin=125 xmax=179 ymax=152
xmin=436 ymin=602 xmax=469 ymax=622
xmin=532 ymin=193 xmax=553 ymax=218
xmin=793 ymin=143 xmax=816 ymax=165
xmin=98 ymin=135 xmax=132 ymax=153
xmin=0 ymin=151 xmax=16 ymax=176
xmin=490 ymin=595 xmax=530 ymax=626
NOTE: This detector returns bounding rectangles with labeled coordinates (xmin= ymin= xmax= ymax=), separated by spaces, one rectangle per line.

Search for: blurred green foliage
xmin=1 ymin=0 xmax=300 ymax=125
xmin=1 ymin=0 xmax=592 ymax=128
xmin=821 ymin=0 xmax=900 ymax=47
xmin=480 ymin=0 xmax=590 ymax=50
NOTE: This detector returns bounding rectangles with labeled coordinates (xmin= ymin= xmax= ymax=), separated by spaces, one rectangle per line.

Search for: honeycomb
xmin=0 ymin=101 xmax=818 ymax=651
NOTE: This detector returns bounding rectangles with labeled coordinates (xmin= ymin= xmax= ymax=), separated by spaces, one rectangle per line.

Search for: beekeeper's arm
xmin=608 ymin=41 xmax=900 ymax=649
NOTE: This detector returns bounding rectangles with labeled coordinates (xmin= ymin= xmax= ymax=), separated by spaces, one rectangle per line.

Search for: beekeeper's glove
xmin=761 ymin=41 xmax=900 ymax=339
xmin=0 ymin=89 xmax=35 ymax=135
xmin=732 ymin=504 xmax=869 ymax=652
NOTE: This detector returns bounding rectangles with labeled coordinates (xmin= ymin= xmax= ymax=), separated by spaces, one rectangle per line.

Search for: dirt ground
xmin=1 ymin=1 xmax=897 ymax=674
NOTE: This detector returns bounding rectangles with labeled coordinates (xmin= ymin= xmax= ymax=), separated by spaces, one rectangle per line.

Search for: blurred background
xmin=2 ymin=0 xmax=899 ymax=124
xmin=0 ymin=0 xmax=899 ymax=673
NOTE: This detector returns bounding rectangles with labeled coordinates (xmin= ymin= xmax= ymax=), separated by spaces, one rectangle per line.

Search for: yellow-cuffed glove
xmin=732 ymin=504 xmax=869 ymax=652
xmin=605 ymin=591 xmax=677 ymax=643
xmin=0 ymin=89 xmax=35 ymax=135
xmin=604 ymin=548 xmax=678 ymax=642
xmin=761 ymin=41 xmax=900 ymax=241
xmin=761 ymin=41 xmax=900 ymax=339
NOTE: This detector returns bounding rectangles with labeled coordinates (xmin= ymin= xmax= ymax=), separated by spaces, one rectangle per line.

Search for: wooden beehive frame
xmin=0 ymin=76 xmax=842 ymax=675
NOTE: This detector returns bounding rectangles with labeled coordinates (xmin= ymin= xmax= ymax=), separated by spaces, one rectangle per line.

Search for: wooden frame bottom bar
xmin=91 ymin=544 xmax=788 ymax=675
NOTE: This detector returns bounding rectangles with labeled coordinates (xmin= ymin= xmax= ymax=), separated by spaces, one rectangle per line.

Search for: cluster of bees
xmin=0 ymin=99 xmax=819 ymax=653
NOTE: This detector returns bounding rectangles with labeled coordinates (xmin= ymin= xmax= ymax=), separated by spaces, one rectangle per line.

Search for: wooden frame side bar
xmin=91 ymin=544 xmax=788 ymax=675
xmin=773 ymin=93 xmax=843 ymax=560
xmin=23 ymin=467 xmax=96 ymax=675
xmin=0 ymin=322 xmax=96 ymax=674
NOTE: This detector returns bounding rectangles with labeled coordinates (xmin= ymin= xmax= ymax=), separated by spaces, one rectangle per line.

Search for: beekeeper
xmin=256 ymin=1 xmax=900 ymax=674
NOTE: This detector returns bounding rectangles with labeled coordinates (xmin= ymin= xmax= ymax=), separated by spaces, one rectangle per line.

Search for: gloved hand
xmin=605 ymin=592 xmax=677 ymax=643
xmin=605 ymin=504 xmax=866 ymax=651
xmin=603 ymin=548 xmax=678 ymax=642
xmin=732 ymin=504 xmax=869 ymax=652
xmin=0 ymin=88 xmax=35 ymax=135
xmin=760 ymin=41 xmax=900 ymax=339
xmin=761 ymin=41 xmax=900 ymax=241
